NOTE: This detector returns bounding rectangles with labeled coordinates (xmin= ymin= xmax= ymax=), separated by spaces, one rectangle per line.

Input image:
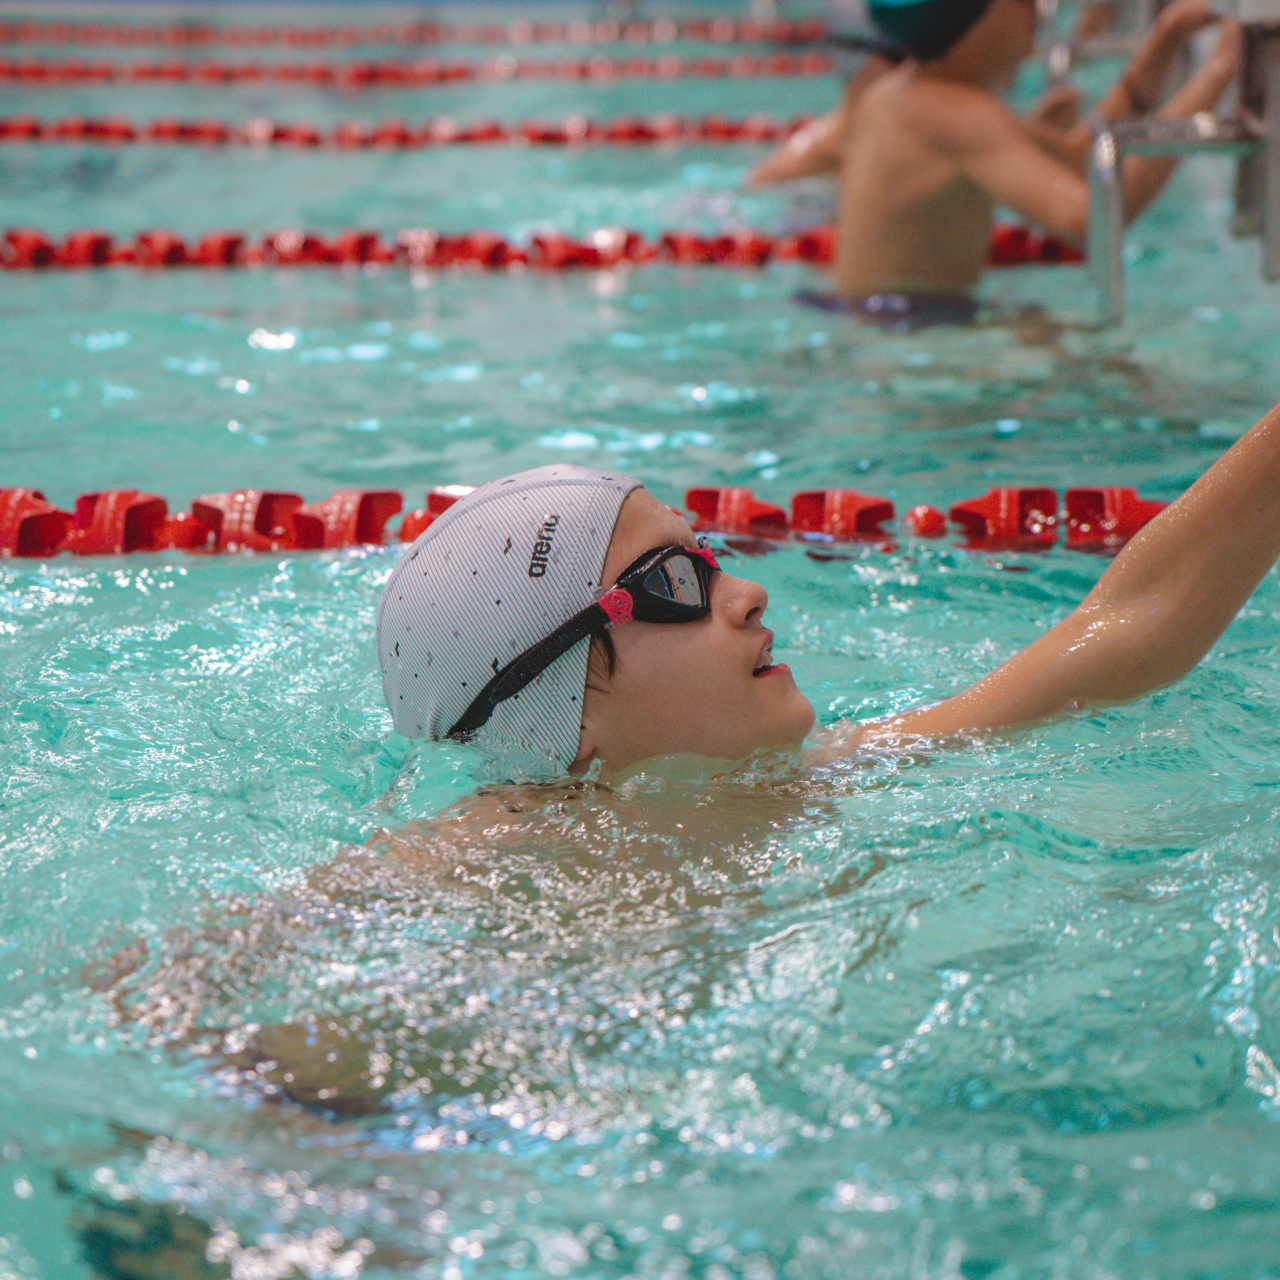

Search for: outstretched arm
xmin=818 ymin=398 xmax=1280 ymax=755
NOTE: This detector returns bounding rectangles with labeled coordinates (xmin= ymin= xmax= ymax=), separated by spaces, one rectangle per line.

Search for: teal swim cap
xmin=867 ymin=0 xmax=994 ymax=58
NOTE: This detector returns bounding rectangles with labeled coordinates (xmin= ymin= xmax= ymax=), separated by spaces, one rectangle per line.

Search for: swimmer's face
xmin=989 ymin=0 xmax=1038 ymax=65
xmin=953 ymin=0 xmax=1037 ymax=76
xmin=574 ymin=490 xmax=816 ymax=773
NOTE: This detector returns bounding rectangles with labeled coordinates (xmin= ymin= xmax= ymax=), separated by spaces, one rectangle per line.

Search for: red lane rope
xmin=0 ymin=17 xmax=829 ymax=49
xmin=0 ymin=485 xmax=1164 ymax=559
xmin=1 ymin=224 xmax=1082 ymax=271
xmin=0 ymin=50 xmax=833 ymax=86
xmin=0 ymin=112 xmax=811 ymax=148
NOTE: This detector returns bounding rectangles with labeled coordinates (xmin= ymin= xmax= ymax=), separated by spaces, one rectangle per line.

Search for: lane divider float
xmin=0 ymin=485 xmax=1167 ymax=561
xmin=0 ymin=50 xmax=833 ymax=86
xmin=1 ymin=224 xmax=1083 ymax=271
xmin=0 ymin=17 xmax=830 ymax=49
xmin=0 ymin=112 xmax=814 ymax=149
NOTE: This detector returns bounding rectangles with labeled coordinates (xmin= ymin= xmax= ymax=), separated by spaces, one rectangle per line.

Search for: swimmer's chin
xmin=570 ymin=721 xmax=817 ymax=786
xmin=572 ymin=749 xmax=806 ymax=793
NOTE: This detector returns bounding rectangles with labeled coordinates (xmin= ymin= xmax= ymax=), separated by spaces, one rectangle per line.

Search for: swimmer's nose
xmin=715 ymin=572 xmax=768 ymax=627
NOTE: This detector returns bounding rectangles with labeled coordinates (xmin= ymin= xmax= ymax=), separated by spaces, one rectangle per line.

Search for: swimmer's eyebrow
xmin=644 ymin=530 xmax=697 ymax=553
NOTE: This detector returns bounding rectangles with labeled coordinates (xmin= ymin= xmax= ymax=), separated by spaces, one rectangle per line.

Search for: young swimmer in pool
xmin=83 ymin=392 xmax=1280 ymax=1199
xmin=379 ymin=395 xmax=1280 ymax=784
xmin=746 ymin=0 xmax=1099 ymax=190
xmin=821 ymin=0 xmax=1240 ymax=323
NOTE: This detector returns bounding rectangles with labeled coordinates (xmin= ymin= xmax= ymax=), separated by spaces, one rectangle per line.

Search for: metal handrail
xmin=1087 ymin=114 xmax=1265 ymax=325
xmin=1088 ymin=129 xmax=1125 ymax=327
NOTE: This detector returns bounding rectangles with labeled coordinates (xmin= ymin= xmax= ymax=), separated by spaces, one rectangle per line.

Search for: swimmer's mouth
xmin=752 ymin=634 xmax=781 ymax=677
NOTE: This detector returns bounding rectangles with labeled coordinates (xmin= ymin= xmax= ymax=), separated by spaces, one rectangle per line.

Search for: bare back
xmin=833 ymin=66 xmax=998 ymax=296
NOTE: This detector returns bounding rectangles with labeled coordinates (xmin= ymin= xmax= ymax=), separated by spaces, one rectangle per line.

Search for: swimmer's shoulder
xmin=866 ymin=68 xmax=1027 ymax=159
xmin=375 ymin=778 xmax=605 ymax=866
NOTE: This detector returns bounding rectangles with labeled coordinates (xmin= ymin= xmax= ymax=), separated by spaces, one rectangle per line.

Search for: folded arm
xmin=1054 ymin=0 xmax=1232 ymax=166
xmin=818 ymin=399 xmax=1280 ymax=755
xmin=957 ymin=17 xmax=1240 ymax=245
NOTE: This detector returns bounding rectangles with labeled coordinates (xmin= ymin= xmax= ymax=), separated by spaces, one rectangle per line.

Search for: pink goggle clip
xmin=690 ymin=542 xmax=720 ymax=571
xmin=598 ymin=587 xmax=634 ymax=626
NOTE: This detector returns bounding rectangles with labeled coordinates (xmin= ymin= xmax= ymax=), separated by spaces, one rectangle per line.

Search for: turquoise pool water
xmin=4 ymin=10 xmax=1280 ymax=1278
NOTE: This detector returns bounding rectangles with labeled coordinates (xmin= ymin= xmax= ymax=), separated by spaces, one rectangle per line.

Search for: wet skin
xmin=832 ymin=0 xmax=1239 ymax=296
xmin=573 ymin=491 xmax=817 ymax=774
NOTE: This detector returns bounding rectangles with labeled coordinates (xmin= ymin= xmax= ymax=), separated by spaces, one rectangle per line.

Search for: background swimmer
xmin=830 ymin=0 xmax=1240 ymax=310
xmin=380 ymin=396 xmax=1280 ymax=782
xmin=745 ymin=0 xmax=1111 ymax=189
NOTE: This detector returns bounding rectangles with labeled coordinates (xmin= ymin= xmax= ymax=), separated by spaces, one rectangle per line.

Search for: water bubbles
xmin=346 ymin=343 xmax=390 ymax=362
xmin=81 ymin=330 xmax=129 ymax=352
xmin=537 ymin=430 xmax=599 ymax=450
xmin=164 ymin=355 xmax=221 ymax=376
xmin=247 ymin=329 xmax=297 ymax=351
xmin=680 ymin=382 xmax=757 ymax=410
xmin=421 ymin=363 xmax=482 ymax=383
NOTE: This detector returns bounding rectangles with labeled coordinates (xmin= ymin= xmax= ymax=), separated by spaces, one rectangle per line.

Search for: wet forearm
xmin=840 ymin=403 xmax=1280 ymax=750
xmin=1086 ymin=402 xmax=1280 ymax=644
xmin=1119 ymin=53 xmax=1234 ymax=219
xmin=1096 ymin=23 xmax=1191 ymax=120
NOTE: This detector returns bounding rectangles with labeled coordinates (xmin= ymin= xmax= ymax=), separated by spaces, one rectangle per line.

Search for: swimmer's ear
xmin=575 ymin=633 xmax=616 ymax=773
xmin=572 ymin=697 xmax=603 ymax=776
xmin=568 ymin=735 xmax=599 ymax=777
xmin=585 ymin=631 xmax=617 ymax=692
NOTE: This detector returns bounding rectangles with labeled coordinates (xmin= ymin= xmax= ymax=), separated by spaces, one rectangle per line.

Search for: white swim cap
xmin=376 ymin=464 xmax=643 ymax=781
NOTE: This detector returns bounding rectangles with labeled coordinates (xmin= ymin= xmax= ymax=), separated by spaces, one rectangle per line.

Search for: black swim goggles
xmin=446 ymin=540 xmax=720 ymax=742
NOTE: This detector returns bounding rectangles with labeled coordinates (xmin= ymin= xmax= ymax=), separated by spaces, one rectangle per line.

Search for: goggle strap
xmin=445 ymin=545 xmax=715 ymax=742
xmin=445 ymin=601 xmax=607 ymax=741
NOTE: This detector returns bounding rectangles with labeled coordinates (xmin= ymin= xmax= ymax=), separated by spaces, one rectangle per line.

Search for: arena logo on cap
xmin=528 ymin=513 xmax=560 ymax=577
